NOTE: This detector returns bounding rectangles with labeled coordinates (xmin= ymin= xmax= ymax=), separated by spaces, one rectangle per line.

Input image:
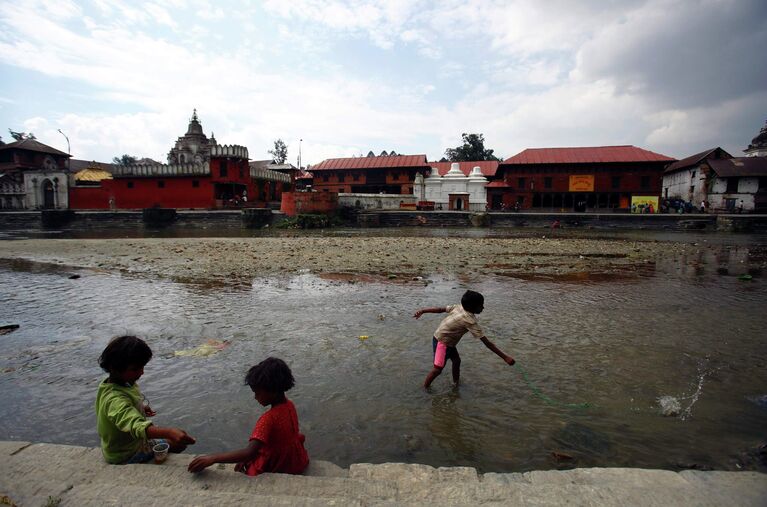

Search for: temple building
xmin=167 ymin=109 xmax=218 ymax=164
xmin=309 ymin=154 xmax=430 ymax=194
xmin=0 ymin=138 xmax=71 ymax=210
xmin=69 ymin=111 xmax=291 ymax=210
xmin=414 ymin=162 xmax=488 ymax=211
xmin=744 ymin=119 xmax=767 ymax=157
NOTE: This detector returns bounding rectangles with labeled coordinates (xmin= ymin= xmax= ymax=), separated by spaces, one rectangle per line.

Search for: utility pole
xmin=57 ymin=129 xmax=70 ymax=172
xmin=298 ymin=138 xmax=303 ymax=170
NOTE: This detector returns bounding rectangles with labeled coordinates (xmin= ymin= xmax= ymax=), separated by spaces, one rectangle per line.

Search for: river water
xmin=0 ymin=228 xmax=766 ymax=472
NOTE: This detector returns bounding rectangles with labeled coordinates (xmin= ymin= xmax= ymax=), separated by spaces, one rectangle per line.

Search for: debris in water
xmin=0 ymin=324 xmax=20 ymax=336
xmin=358 ymin=335 xmax=369 ymax=341
xmin=738 ymin=274 xmax=753 ymax=281
xmin=68 ymin=274 xmax=81 ymax=280
xmin=551 ymin=451 xmax=574 ymax=462
xmin=174 ymin=339 xmax=229 ymax=358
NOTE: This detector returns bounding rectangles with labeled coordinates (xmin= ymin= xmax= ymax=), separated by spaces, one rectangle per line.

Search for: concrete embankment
xmin=1 ymin=442 xmax=765 ymax=506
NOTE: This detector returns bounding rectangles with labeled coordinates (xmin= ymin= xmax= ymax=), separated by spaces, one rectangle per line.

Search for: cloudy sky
xmin=0 ymin=0 xmax=765 ymax=166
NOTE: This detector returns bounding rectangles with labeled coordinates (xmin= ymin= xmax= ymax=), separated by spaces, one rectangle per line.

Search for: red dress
xmin=244 ymin=399 xmax=309 ymax=476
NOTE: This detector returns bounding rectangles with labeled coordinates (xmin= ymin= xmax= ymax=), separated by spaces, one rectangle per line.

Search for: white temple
xmin=413 ymin=162 xmax=488 ymax=211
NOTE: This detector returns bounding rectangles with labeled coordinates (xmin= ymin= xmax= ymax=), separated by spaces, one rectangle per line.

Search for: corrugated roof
xmin=74 ymin=168 xmax=113 ymax=182
xmin=0 ymin=138 xmax=70 ymax=157
xmin=486 ymin=180 xmax=512 ymax=188
xmin=664 ymin=147 xmax=731 ymax=173
xmin=429 ymin=160 xmax=498 ymax=177
xmin=297 ymin=171 xmax=313 ymax=179
xmin=708 ymin=157 xmax=767 ymax=178
xmin=503 ymin=145 xmax=675 ymax=164
xmin=311 ymin=154 xmax=429 ymax=171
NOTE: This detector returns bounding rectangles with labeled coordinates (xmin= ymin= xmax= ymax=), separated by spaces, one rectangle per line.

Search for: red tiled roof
xmin=664 ymin=147 xmax=731 ymax=173
xmin=310 ymin=154 xmax=429 ymax=171
xmin=503 ymin=145 xmax=675 ymax=164
xmin=428 ymin=160 xmax=498 ymax=177
xmin=297 ymin=171 xmax=313 ymax=179
xmin=486 ymin=180 xmax=511 ymax=188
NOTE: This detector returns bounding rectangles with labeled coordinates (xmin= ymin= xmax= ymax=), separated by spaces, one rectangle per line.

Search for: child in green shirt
xmin=96 ymin=335 xmax=195 ymax=464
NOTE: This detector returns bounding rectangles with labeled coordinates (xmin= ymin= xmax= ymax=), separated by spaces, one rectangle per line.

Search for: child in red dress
xmin=188 ymin=357 xmax=309 ymax=475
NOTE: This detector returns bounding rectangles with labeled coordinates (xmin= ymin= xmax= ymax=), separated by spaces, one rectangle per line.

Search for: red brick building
xmin=309 ymin=154 xmax=430 ymax=194
xmin=491 ymin=146 xmax=675 ymax=211
xmin=69 ymin=112 xmax=291 ymax=210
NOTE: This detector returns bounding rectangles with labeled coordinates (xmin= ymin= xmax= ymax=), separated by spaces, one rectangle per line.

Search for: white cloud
xmin=0 ymin=0 xmax=764 ymax=164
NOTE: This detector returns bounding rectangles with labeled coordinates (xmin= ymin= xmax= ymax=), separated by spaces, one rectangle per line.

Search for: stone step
xmin=2 ymin=442 xmax=766 ymax=507
xmin=53 ymin=483 xmax=366 ymax=507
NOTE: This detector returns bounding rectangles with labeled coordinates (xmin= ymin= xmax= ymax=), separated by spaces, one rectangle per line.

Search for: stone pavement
xmin=1 ymin=441 xmax=765 ymax=506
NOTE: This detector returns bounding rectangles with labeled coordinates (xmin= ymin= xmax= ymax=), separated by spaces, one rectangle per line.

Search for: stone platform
xmin=1 ymin=442 xmax=765 ymax=506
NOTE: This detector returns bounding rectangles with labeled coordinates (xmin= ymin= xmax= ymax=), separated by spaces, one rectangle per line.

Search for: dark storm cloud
xmin=577 ymin=0 xmax=767 ymax=109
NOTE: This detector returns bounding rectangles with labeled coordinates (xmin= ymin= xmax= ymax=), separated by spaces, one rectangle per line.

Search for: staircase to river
xmin=2 ymin=442 xmax=765 ymax=506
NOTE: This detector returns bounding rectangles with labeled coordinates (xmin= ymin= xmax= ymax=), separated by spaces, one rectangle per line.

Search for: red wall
xmin=281 ymin=191 xmax=338 ymax=216
xmin=69 ymin=186 xmax=112 ymax=209
xmin=103 ymin=177 xmax=215 ymax=209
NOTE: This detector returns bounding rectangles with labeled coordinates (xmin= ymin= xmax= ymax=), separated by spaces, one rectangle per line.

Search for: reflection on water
xmin=0 ymin=240 xmax=766 ymax=473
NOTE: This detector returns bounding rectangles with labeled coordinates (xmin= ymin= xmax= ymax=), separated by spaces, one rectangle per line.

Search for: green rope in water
xmin=513 ymin=363 xmax=591 ymax=409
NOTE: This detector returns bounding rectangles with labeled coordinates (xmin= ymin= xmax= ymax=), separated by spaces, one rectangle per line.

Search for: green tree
xmin=444 ymin=133 xmax=499 ymax=162
xmin=269 ymin=138 xmax=288 ymax=164
xmin=8 ymin=129 xmax=36 ymax=141
xmin=112 ymin=154 xmax=138 ymax=166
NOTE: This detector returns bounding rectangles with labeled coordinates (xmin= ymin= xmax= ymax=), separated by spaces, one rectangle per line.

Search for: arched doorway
xmin=455 ymin=198 xmax=463 ymax=210
xmin=42 ymin=179 xmax=55 ymax=209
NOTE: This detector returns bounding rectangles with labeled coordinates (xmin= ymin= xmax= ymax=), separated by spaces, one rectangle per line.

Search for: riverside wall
xmin=1 ymin=209 xmax=766 ymax=233
xmin=1 ymin=442 xmax=765 ymax=506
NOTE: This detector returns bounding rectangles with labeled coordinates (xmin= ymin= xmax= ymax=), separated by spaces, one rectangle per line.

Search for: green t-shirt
xmin=95 ymin=379 xmax=153 ymax=464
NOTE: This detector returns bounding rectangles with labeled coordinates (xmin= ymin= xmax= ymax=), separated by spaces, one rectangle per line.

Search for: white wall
xmin=661 ymin=164 xmax=707 ymax=204
xmin=24 ymin=171 xmax=69 ymax=210
xmin=338 ymin=193 xmax=416 ymax=210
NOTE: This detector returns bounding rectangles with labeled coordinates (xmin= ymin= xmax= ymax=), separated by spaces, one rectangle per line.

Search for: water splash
xmin=658 ymin=360 xmax=718 ymax=420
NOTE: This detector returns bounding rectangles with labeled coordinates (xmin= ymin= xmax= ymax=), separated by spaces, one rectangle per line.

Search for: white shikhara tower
xmin=414 ymin=163 xmax=487 ymax=211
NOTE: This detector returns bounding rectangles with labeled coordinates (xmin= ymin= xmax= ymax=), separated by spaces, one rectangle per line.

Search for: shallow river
xmin=1 ymin=229 xmax=766 ymax=473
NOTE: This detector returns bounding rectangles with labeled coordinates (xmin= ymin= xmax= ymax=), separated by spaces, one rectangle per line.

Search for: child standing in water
xmin=96 ymin=335 xmax=195 ymax=464
xmin=414 ymin=290 xmax=515 ymax=388
xmin=188 ymin=357 xmax=309 ymax=475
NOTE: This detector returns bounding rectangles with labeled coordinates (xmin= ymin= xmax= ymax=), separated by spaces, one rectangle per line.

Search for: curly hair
xmin=245 ymin=357 xmax=295 ymax=393
xmin=461 ymin=290 xmax=484 ymax=313
xmin=99 ymin=335 xmax=152 ymax=373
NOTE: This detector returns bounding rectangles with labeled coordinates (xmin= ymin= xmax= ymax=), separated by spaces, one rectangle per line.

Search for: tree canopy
xmin=269 ymin=139 xmax=288 ymax=164
xmin=112 ymin=154 xmax=138 ymax=166
xmin=444 ymin=133 xmax=499 ymax=162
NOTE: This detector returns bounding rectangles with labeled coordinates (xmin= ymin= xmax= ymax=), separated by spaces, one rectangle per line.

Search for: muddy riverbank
xmin=0 ymin=236 xmax=703 ymax=283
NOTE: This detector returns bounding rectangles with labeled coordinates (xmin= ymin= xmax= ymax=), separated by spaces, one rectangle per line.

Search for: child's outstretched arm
xmin=413 ymin=306 xmax=446 ymax=319
xmin=146 ymin=425 xmax=196 ymax=447
xmin=187 ymin=440 xmax=262 ymax=473
xmin=479 ymin=336 xmax=515 ymax=365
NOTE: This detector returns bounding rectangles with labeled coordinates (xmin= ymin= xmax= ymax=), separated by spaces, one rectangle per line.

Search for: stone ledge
xmin=0 ymin=442 xmax=765 ymax=506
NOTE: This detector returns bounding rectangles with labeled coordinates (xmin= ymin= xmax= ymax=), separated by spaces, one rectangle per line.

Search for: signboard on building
xmin=568 ymin=175 xmax=594 ymax=192
xmin=631 ymin=195 xmax=659 ymax=213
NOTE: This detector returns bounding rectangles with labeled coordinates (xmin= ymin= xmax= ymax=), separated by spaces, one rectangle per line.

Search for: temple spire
xmin=191 ymin=108 xmax=198 ymax=122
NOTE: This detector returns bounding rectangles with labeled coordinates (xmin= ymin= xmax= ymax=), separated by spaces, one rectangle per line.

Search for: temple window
xmin=641 ymin=176 xmax=650 ymax=188
xmin=127 ymin=181 xmax=134 ymax=189
xmin=192 ymin=180 xmax=200 ymax=188
xmin=544 ymin=177 xmax=552 ymax=189
xmin=158 ymin=180 xmax=165 ymax=188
